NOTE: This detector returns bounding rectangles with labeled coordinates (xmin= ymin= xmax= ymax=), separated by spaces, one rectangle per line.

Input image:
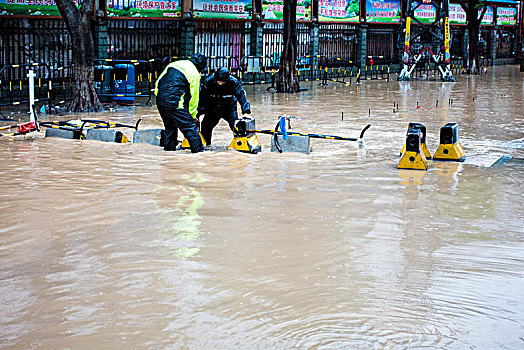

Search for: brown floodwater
xmin=1 ymin=65 xmax=523 ymax=349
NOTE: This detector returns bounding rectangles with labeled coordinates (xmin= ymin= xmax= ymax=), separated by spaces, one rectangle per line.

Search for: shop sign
xmin=262 ymin=0 xmax=311 ymax=22
xmin=366 ymin=0 xmax=400 ymax=23
xmin=107 ymin=0 xmax=180 ymax=18
xmin=319 ymin=0 xmax=359 ymax=23
xmin=194 ymin=0 xmax=252 ymax=20
xmin=480 ymin=6 xmax=493 ymax=25
xmin=412 ymin=1 xmax=436 ymax=24
xmin=449 ymin=3 xmax=466 ymax=24
xmin=496 ymin=6 xmax=516 ymax=26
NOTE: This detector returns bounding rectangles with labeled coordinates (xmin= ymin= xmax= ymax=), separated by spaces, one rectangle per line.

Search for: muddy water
xmin=1 ymin=66 xmax=523 ymax=349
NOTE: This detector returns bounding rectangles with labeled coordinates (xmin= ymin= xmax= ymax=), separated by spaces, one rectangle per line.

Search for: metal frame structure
xmin=398 ymin=0 xmax=455 ymax=82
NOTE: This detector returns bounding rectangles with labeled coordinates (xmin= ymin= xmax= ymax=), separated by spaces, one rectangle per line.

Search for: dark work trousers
xmin=201 ymin=108 xmax=238 ymax=145
xmin=157 ymin=104 xmax=203 ymax=153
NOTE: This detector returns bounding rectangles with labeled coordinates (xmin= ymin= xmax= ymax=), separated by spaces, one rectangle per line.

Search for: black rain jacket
xmin=198 ymin=74 xmax=250 ymax=115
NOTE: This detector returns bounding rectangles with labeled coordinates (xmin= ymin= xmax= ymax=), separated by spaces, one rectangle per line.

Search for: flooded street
xmin=1 ymin=65 xmax=523 ymax=349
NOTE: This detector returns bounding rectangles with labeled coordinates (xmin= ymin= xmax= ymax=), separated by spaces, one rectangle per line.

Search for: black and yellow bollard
xmin=400 ymin=123 xmax=431 ymax=159
xmin=398 ymin=129 xmax=429 ymax=171
xmin=433 ymin=123 xmax=465 ymax=162
xmin=228 ymin=117 xmax=262 ymax=154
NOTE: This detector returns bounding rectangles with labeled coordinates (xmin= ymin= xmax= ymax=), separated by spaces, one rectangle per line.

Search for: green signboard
xmin=496 ymin=6 xmax=516 ymax=26
xmin=262 ymin=0 xmax=311 ymax=21
xmin=366 ymin=0 xmax=400 ymax=23
xmin=0 ymin=0 xmax=81 ymax=17
xmin=319 ymin=0 xmax=359 ymax=23
xmin=107 ymin=0 xmax=180 ymax=18
xmin=194 ymin=0 xmax=252 ymax=20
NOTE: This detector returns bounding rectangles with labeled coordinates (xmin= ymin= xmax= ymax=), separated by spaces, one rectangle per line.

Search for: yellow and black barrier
xmin=400 ymin=123 xmax=431 ymax=160
xmin=0 ymin=120 xmax=40 ymax=137
xmin=250 ymin=124 xmax=371 ymax=142
xmin=40 ymin=119 xmax=140 ymax=143
xmin=433 ymin=123 xmax=465 ymax=162
xmin=398 ymin=128 xmax=429 ymax=171
xmin=358 ymin=56 xmax=392 ymax=82
xmin=319 ymin=56 xmax=358 ymax=86
xmin=0 ymin=63 xmax=52 ymax=120
xmin=51 ymin=65 xmax=75 ymax=106
xmin=238 ymin=55 xmax=326 ymax=87
xmin=240 ymin=55 xmax=277 ymax=85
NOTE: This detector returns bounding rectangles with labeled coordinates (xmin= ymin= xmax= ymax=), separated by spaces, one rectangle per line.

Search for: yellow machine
xmin=433 ymin=123 xmax=465 ymax=162
xmin=228 ymin=117 xmax=262 ymax=154
xmin=400 ymin=123 xmax=431 ymax=159
xmin=398 ymin=129 xmax=429 ymax=171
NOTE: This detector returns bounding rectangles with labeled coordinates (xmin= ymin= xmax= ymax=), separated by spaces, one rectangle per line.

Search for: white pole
xmin=27 ymin=69 xmax=36 ymax=122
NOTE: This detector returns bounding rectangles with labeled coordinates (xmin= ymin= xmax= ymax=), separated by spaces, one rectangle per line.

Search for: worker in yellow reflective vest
xmin=154 ymin=53 xmax=207 ymax=152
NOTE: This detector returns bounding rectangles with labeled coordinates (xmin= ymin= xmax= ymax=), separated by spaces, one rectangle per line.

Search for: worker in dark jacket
xmin=154 ymin=53 xmax=207 ymax=152
xmin=199 ymin=67 xmax=251 ymax=145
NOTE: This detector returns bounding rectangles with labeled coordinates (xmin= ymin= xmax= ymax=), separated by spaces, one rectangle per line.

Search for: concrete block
xmin=45 ymin=128 xmax=81 ymax=139
xmin=271 ymin=134 xmax=311 ymax=154
xmin=133 ymin=129 xmax=164 ymax=147
xmin=85 ymin=128 xmax=128 ymax=143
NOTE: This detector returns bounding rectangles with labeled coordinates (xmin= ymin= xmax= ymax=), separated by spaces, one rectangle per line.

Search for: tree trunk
xmin=55 ymin=0 xmax=103 ymax=112
xmin=276 ymin=0 xmax=300 ymax=93
xmin=463 ymin=1 xmax=487 ymax=75
xmin=467 ymin=18 xmax=480 ymax=74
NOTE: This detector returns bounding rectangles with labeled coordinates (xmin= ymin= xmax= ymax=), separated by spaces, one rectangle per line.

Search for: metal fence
xmin=262 ymin=22 xmax=311 ymax=64
xmin=450 ymin=27 xmax=465 ymax=58
xmin=318 ymin=24 xmax=358 ymax=61
xmin=0 ymin=19 xmax=72 ymax=71
xmin=107 ymin=20 xmax=182 ymax=60
xmin=0 ymin=63 xmax=52 ymax=119
xmin=366 ymin=28 xmax=398 ymax=62
xmin=496 ymin=27 xmax=517 ymax=59
xmin=195 ymin=21 xmax=249 ymax=69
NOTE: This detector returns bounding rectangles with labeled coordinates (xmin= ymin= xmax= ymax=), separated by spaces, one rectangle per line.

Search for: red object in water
xmin=17 ymin=121 xmax=37 ymax=134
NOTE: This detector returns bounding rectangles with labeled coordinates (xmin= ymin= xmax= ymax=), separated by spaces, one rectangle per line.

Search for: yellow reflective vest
xmin=154 ymin=60 xmax=201 ymax=119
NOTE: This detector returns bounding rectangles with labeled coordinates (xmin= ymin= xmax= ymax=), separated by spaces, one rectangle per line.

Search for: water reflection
xmin=397 ymin=168 xmax=426 ymax=187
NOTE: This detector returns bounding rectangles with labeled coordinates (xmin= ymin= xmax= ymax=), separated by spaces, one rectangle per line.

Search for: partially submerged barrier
xmin=397 ymin=122 xmax=466 ymax=170
xmin=51 ymin=65 xmax=75 ymax=106
xmin=358 ymin=56 xmax=391 ymax=82
xmin=398 ymin=126 xmax=429 ymax=171
xmin=0 ymin=63 xmax=51 ymax=120
xmin=41 ymin=118 xmax=141 ymax=143
xmin=320 ymin=57 xmax=358 ymax=86
xmin=239 ymin=55 xmax=276 ymax=85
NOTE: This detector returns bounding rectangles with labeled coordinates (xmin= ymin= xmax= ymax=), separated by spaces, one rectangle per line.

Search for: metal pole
xmin=398 ymin=0 xmax=412 ymax=80
xmin=27 ymin=69 xmax=36 ymax=122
